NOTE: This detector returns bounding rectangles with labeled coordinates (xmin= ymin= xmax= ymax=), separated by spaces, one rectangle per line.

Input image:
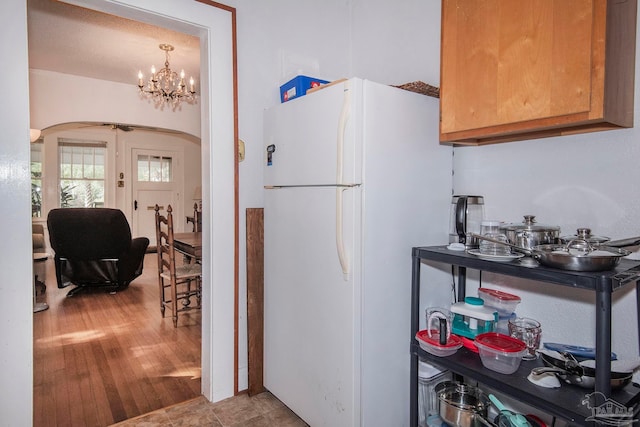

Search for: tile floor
xmin=111 ymin=392 xmax=309 ymax=427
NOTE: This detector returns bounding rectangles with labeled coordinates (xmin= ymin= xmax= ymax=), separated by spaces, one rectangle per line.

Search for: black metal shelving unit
xmin=410 ymin=246 xmax=640 ymax=426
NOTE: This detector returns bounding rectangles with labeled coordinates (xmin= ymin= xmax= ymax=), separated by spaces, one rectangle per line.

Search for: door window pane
xmin=137 ymin=154 xmax=172 ymax=182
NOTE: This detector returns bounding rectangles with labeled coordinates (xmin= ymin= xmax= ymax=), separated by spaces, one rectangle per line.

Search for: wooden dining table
xmin=173 ymin=232 xmax=202 ymax=262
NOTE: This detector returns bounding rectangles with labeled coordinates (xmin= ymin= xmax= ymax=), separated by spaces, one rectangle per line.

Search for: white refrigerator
xmin=263 ymin=78 xmax=452 ymax=427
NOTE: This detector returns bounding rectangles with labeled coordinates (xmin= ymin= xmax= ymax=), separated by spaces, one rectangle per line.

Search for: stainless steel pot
xmin=438 ymin=383 xmax=493 ymax=427
xmin=500 ymin=215 xmax=560 ymax=249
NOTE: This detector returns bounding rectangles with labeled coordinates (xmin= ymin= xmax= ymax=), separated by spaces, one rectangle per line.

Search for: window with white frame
xmin=59 ymin=139 xmax=106 ymax=208
xmin=137 ymin=154 xmax=173 ymax=182
xmin=30 ymin=142 xmax=43 ymax=217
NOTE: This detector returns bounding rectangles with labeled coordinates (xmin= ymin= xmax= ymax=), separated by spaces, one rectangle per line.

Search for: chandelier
xmin=137 ymin=43 xmax=197 ymax=109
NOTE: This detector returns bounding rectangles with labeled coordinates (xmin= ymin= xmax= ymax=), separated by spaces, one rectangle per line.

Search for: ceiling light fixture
xmin=137 ymin=43 xmax=197 ymax=110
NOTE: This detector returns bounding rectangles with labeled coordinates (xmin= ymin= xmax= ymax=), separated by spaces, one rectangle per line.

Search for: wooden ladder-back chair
xmin=186 ymin=202 xmax=202 ymax=232
xmin=154 ymin=204 xmax=202 ymax=327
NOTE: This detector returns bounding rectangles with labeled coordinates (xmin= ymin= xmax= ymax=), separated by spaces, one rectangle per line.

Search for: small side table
xmin=33 ymin=252 xmax=49 ymax=313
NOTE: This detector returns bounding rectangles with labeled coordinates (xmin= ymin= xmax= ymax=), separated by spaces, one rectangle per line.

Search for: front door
xmin=132 ymin=148 xmax=182 ymax=244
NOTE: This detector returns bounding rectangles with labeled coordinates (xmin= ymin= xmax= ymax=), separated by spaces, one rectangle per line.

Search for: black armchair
xmin=47 ymin=208 xmax=150 ymax=296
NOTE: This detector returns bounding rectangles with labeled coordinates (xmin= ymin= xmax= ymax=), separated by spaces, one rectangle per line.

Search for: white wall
xmin=0 ymin=2 xmax=34 ymax=425
xmin=351 ymin=0 xmax=442 ymax=86
xmin=30 ymin=70 xmax=200 ymax=137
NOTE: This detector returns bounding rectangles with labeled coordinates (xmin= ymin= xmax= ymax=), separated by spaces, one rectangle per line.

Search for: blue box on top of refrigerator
xmin=263 ymin=78 xmax=453 ymax=427
xmin=279 ymin=75 xmax=330 ymax=103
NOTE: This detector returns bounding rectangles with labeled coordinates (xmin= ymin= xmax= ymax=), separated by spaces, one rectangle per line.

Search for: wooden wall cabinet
xmin=439 ymin=0 xmax=638 ymax=146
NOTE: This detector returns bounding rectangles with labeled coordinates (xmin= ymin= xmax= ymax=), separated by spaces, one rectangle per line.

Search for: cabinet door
xmin=439 ymin=0 xmax=636 ymax=145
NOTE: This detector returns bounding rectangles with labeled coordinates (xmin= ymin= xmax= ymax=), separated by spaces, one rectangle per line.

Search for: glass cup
xmin=479 ymin=233 xmax=512 ymax=255
xmin=508 ymin=317 xmax=542 ymax=360
xmin=479 ymin=220 xmax=511 ymax=256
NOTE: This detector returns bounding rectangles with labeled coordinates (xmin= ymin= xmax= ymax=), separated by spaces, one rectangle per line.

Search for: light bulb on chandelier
xmin=137 ymin=43 xmax=197 ymax=110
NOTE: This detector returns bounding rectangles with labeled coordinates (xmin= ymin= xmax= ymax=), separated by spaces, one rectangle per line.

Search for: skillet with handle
xmin=470 ymin=233 xmax=632 ymax=272
xmin=531 ymin=351 xmax=632 ymax=389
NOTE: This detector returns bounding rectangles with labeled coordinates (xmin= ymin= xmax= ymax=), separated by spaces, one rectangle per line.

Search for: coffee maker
xmin=449 ymin=195 xmax=485 ymax=248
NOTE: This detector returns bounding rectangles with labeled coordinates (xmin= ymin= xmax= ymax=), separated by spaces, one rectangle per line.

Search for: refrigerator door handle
xmin=336 ymin=81 xmax=351 ymax=185
xmin=336 ymin=186 xmax=349 ymax=280
xmin=336 ymin=81 xmax=351 ymax=280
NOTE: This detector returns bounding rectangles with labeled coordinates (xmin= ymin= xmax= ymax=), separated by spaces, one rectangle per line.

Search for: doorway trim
xmin=61 ymin=0 xmax=240 ymax=402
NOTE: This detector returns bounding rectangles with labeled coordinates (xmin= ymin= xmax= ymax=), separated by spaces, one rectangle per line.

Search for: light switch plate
xmin=238 ymin=139 xmax=245 ymax=162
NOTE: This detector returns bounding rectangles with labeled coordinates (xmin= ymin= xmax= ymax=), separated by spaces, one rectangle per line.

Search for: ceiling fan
xmin=75 ymin=122 xmax=157 ymax=132
xmin=107 ymin=123 xmax=134 ymax=132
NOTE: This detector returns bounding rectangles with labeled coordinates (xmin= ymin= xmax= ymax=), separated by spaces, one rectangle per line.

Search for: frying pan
xmin=530 ymin=241 xmax=630 ymax=272
xmin=470 ymin=233 xmax=631 ymax=272
xmin=532 ymin=351 xmax=632 ymax=389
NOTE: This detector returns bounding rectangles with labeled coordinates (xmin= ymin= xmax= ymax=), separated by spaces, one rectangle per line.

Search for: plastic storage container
xmin=477 ymin=288 xmax=521 ymax=316
xmin=450 ymin=297 xmax=497 ymax=339
xmin=417 ymin=361 xmax=451 ymax=427
xmin=279 ymin=75 xmax=330 ymax=102
xmin=415 ymin=330 xmax=463 ymax=357
xmin=474 ymin=333 xmax=527 ymax=374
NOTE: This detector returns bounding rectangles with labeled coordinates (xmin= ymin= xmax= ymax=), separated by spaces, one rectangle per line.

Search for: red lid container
xmin=478 ymin=287 xmax=521 ymax=316
xmin=478 ymin=288 xmax=521 ymax=302
xmin=475 ymin=332 xmax=526 ymax=353
xmin=415 ymin=330 xmax=463 ymax=357
xmin=474 ymin=332 xmax=527 ymax=374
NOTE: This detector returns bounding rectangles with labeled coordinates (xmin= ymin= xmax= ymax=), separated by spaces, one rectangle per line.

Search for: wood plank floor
xmin=33 ymin=253 xmax=201 ymax=427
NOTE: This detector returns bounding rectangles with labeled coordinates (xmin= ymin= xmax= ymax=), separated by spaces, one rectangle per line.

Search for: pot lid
xmin=534 ymin=243 xmax=631 ymax=257
xmin=475 ymin=332 xmax=527 ymax=353
xmin=501 ymin=215 xmax=560 ymax=232
xmin=560 ymin=228 xmax=610 ymax=244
